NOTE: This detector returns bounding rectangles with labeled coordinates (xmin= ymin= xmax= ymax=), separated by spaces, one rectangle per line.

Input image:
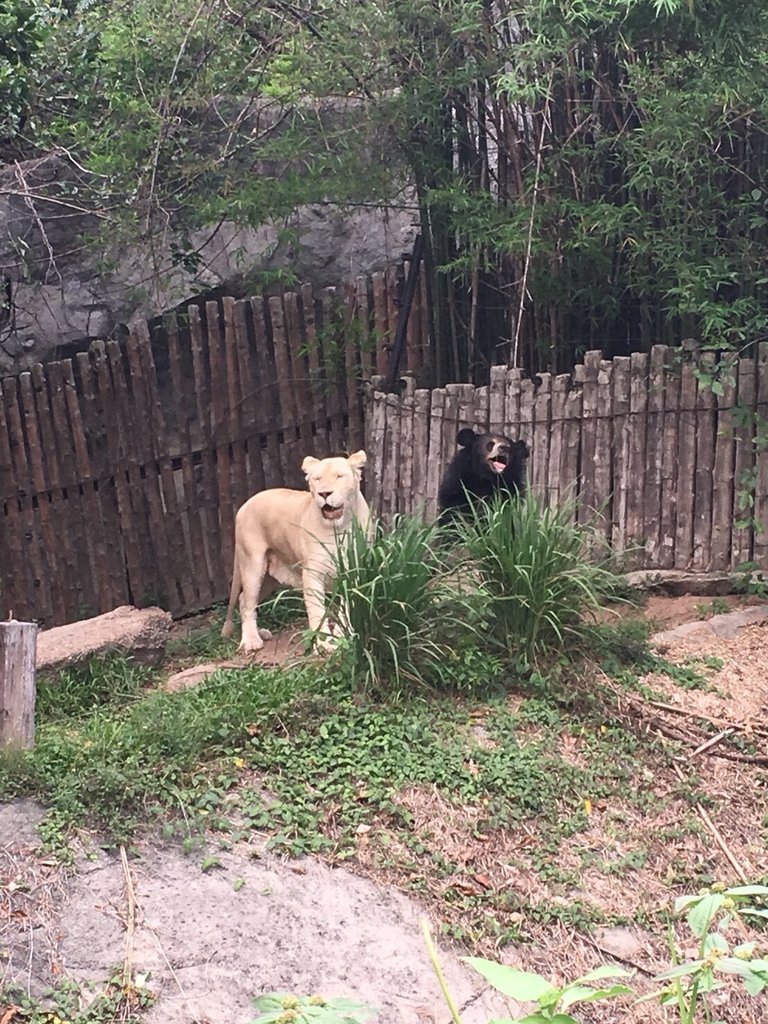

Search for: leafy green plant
xmin=250 ymin=993 xmax=374 ymax=1024
xmin=694 ymin=598 xmax=730 ymax=619
xmin=421 ymin=918 xmax=632 ymax=1023
xmin=451 ymin=492 xmax=621 ymax=663
xmin=640 ymin=883 xmax=768 ymax=1023
xmin=733 ymin=561 xmax=768 ymax=600
xmin=467 ymin=960 xmax=632 ymax=1022
xmin=0 ymin=0 xmax=59 ymax=139
xmin=325 ymin=516 xmax=486 ymax=692
xmin=0 ymin=969 xmax=155 ymax=1024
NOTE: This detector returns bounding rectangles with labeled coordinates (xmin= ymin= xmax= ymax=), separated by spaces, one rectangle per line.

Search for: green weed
xmin=0 ymin=970 xmax=155 ymax=1024
xmin=250 ymin=993 xmax=374 ymax=1024
xmin=641 ymin=884 xmax=768 ymax=1022
xmin=694 ymin=597 xmax=730 ymax=619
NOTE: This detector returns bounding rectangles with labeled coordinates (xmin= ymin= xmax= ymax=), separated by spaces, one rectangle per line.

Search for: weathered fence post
xmin=0 ymin=619 xmax=37 ymax=750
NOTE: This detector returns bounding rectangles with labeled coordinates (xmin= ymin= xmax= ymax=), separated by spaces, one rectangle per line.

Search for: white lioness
xmin=222 ymin=451 xmax=370 ymax=653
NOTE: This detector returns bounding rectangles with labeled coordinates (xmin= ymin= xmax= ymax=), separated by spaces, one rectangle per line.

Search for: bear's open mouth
xmin=321 ymin=503 xmax=345 ymax=521
xmin=489 ymin=455 xmax=508 ymax=473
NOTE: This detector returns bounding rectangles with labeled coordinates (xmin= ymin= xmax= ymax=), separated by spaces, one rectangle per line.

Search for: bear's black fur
xmin=437 ymin=427 xmax=529 ymax=525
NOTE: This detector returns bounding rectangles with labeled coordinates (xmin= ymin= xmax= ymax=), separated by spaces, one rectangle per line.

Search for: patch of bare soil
xmin=162 ymin=631 xmax=307 ymax=692
xmin=648 ymin=619 xmax=768 ymax=723
xmin=644 ymin=592 xmax=742 ymax=628
xmin=603 ymin=591 xmax=762 ymax=631
xmin=0 ymin=801 xmax=518 ymax=1024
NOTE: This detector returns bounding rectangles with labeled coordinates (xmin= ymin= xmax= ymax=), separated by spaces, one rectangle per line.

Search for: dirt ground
xmin=2 ymin=595 xmax=767 ymax=1024
xmin=0 ymin=799 xmax=516 ymax=1024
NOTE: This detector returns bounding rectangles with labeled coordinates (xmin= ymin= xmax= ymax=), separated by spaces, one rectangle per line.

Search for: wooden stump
xmin=0 ymin=620 xmax=37 ymax=750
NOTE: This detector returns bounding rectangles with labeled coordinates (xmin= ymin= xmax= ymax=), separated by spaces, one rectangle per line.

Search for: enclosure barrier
xmin=364 ymin=347 xmax=768 ymax=572
xmin=0 ymin=264 xmax=428 ymax=626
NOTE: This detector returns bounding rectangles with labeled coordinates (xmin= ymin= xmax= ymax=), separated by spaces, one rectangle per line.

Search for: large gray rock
xmin=36 ymin=605 xmax=172 ymax=677
xmin=625 ymin=569 xmax=760 ymax=597
xmin=0 ymin=98 xmax=417 ymax=374
xmin=652 ymin=604 xmax=768 ymax=645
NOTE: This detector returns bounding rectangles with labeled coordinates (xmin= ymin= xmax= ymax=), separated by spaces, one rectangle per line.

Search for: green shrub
xmin=325 ymin=515 xmax=486 ymax=693
xmin=451 ymin=491 xmax=622 ymax=663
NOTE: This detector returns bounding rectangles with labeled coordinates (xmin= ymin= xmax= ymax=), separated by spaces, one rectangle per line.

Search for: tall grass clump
xmin=36 ymin=655 xmax=154 ymax=723
xmin=453 ymin=491 xmax=622 ymax=664
xmin=325 ymin=516 xmax=485 ymax=693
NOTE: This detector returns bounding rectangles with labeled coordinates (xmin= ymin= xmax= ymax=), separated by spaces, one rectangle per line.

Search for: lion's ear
xmin=301 ymin=456 xmax=319 ymax=477
xmin=347 ymin=450 xmax=367 ymax=473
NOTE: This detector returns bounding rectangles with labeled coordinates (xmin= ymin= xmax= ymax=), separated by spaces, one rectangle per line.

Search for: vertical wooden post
xmin=0 ymin=620 xmax=37 ymax=750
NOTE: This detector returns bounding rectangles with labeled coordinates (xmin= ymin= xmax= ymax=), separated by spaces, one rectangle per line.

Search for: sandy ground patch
xmin=0 ymin=800 xmax=517 ymax=1024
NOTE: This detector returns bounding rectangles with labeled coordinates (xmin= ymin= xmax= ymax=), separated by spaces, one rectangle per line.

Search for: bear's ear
xmin=456 ymin=428 xmax=477 ymax=448
xmin=514 ymin=440 xmax=531 ymax=459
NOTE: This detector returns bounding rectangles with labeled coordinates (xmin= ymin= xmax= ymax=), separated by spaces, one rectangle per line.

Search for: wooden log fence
xmin=3 ymin=265 xmax=767 ymax=629
xmin=365 ymin=346 xmax=768 ymax=572
xmin=0 ymin=269 xmax=430 ymax=626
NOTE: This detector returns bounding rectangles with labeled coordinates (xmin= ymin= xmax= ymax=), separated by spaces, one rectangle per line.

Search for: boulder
xmin=36 ymin=605 xmax=172 ymax=677
xmin=652 ymin=604 xmax=768 ymax=645
xmin=625 ymin=569 xmax=759 ymax=597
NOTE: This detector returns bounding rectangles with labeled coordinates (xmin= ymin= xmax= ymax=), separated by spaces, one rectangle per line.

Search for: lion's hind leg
xmin=238 ymin=548 xmax=270 ymax=654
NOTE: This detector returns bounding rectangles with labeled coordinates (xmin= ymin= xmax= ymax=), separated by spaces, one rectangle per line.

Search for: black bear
xmin=437 ymin=428 xmax=529 ymax=525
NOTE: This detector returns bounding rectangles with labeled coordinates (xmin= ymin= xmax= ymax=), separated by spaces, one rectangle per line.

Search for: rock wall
xmin=0 ymin=101 xmax=418 ymax=374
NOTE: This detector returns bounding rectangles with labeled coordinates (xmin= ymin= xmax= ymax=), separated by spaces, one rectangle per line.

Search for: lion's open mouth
xmin=321 ymin=503 xmax=345 ymax=521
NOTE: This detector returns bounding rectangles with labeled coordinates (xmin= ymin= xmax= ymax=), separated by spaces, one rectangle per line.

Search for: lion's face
xmin=301 ymin=451 xmax=367 ymax=523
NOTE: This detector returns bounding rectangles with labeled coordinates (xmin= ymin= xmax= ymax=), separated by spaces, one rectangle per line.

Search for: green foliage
xmin=0 ymin=0 xmax=60 ymax=140
xmin=250 ymin=993 xmax=374 ymax=1024
xmin=241 ymin=685 xmax=577 ymax=858
xmin=325 ymin=516 xmax=487 ymax=693
xmin=451 ymin=492 xmax=622 ymax=663
xmin=733 ymin=561 xmax=768 ymax=600
xmin=14 ymin=0 xmax=768 ymax=378
xmin=36 ymin=655 xmax=154 ymax=723
xmin=0 ymin=658 xmax=307 ymax=844
xmin=465 ymin=959 xmax=632 ymax=1022
xmin=420 ymin=917 xmax=631 ymax=1024
xmin=1 ymin=970 xmax=155 ymax=1024
xmin=640 ymin=884 xmax=768 ymax=1022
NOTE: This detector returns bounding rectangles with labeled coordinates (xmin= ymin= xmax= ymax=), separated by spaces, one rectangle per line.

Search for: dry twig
xmin=671 ymin=764 xmax=749 ymax=884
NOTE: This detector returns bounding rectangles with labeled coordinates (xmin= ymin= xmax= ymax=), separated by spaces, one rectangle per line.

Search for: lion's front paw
xmin=313 ymin=633 xmax=339 ymax=655
xmin=239 ymin=633 xmax=265 ymax=656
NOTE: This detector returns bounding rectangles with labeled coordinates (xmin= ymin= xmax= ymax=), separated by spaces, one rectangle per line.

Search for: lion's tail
xmin=221 ymin=548 xmax=240 ymax=639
